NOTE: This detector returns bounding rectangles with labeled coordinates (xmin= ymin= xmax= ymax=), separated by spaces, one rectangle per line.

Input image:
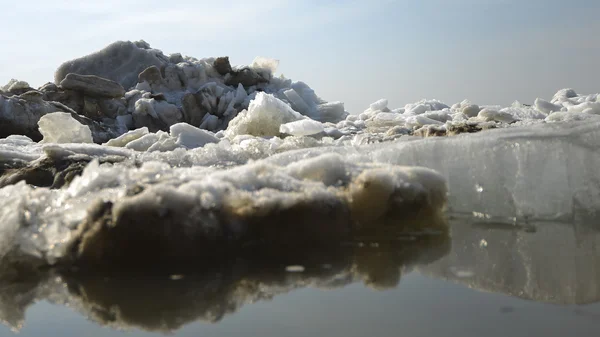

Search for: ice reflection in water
xmin=421 ymin=212 xmax=600 ymax=305
xmin=0 ymin=229 xmax=450 ymax=333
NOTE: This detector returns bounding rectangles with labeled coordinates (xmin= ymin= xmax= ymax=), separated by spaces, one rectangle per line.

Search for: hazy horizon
xmin=1 ymin=0 xmax=599 ymax=114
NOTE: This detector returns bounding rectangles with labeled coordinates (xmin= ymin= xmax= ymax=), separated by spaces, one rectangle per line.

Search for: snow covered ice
xmin=1 ymin=40 xmax=600 ymax=281
xmin=0 ymin=152 xmax=448 ymax=267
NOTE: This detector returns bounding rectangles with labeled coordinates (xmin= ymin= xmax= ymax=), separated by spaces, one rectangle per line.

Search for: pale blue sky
xmin=1 ymin=0 xmax=598 ymax=113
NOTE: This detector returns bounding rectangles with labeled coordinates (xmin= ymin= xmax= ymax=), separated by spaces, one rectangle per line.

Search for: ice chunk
xmin=103 ymin=127 xmax=149 ymax=147
xmin=169 ymin=123 xmax=219 ymax=149
xmin=0 ymin=135 xmax=41 ymax=164
xmin=198 ymin=114 xmax=219 ymax=131
xmin=354 ymin=120 xmax=366 ymax=128
xmin=225 ymin=92 xmax=304 ymax=138
xmin=567 ymin=101 xmax=600 ymax=114
xmin=153 ymin=100 xmax=183 ymax=126
xmin=500 ymin=107 xmax=546 ymax=120
xmin=116 ymin=115 xmax=134 ymax=132
xmin=291 ymin=82 xmax=322 ymax=109
xmin=125 ymin=132 xmax=164 ymax=151
xmin=461 ymin=104 xmax=480 ymax=117
xmin=0 ymin=149 xmax=449 ymax=268
xmin=477 ymin=108 xmax=517 ymax=123
xmin=422 ymin=110 xmax=452 ymax=123
xmin=404 ymin=115 xmax=443 ymax=128
xmin=374 ymin=112 xmax=404 ymax=122
xmin=41 ymin=143 xmax=133 ymax=161
xmin=0 ymin=40 xmax=348 ymax=142
xmin=405 ymin=100 xmax=450 ymax=115
xmin=134 ymin=98 xmax=159 ymax=119
xmin=54 ymin=40 xmax=169 ymax=90
xmin=147 ymin=135 xmax=179 ymax=152
xmin=60 ymin=73 xmax=125 ymax=98
xmin=316 ymin=102 xmax=347 ymax=122
xmin=133 ymin=98 xmax=183 ymax=129
xmin=1 ymin=79 xmax=30 ymax=93
xmin=1 ymin=91 xmax=105 ymax=141
xmin=0 ymin=135 xmax=34 ymax=146
xmin=365 ymin=112 xmax=405 ymax=129
xmin=348 ymin=166 xmax=447 ymax=225
xmin=551 ymin=88 xmax=578 ymax=105
xmin=280 ymin=119 xmax=324 ymax=136
xmin=324 ymin=127 xmax=344 ymax=139
xmin=534 ymin=98 xmax=562 ymax=114
xmin=38 ymin=112 xmax=93 ymax=144
xmin=284 ymin=153 xmax=347 ymax=186
xmin=0 ymin=183 xmax=25 ymax=260
xmin=369 ymin=99 xmax=389 ymax=111
xmin=545 ymin=111 xmax=600 ymax=123
xmin=265 ymin=119 xmax=600 ymax=220
xmin=234 ymin=83 xmax=248 ymax=105
xmin=283 ymin=88 xmax=312 ymax=116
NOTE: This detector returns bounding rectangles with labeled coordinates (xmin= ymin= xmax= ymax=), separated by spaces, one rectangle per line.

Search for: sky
xmin=1 ymin=0 xmax=599 ymax=114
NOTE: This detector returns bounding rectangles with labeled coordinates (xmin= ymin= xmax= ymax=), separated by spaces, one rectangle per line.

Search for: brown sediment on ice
xmin=65 ymin=164 xmax=448 ymax=268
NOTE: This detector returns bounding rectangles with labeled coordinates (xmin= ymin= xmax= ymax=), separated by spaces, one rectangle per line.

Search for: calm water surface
xmin=2 ymin=214 xmax=599 ymax=337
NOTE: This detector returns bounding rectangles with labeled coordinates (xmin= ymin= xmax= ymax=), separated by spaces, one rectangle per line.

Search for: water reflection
xmin=0 ymin=232 xmax=450 ymax=333
xmin=421 ymin=212 xmax=600 ymax=305
xmin=3 ymin=209 xmax=600 ymax=334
